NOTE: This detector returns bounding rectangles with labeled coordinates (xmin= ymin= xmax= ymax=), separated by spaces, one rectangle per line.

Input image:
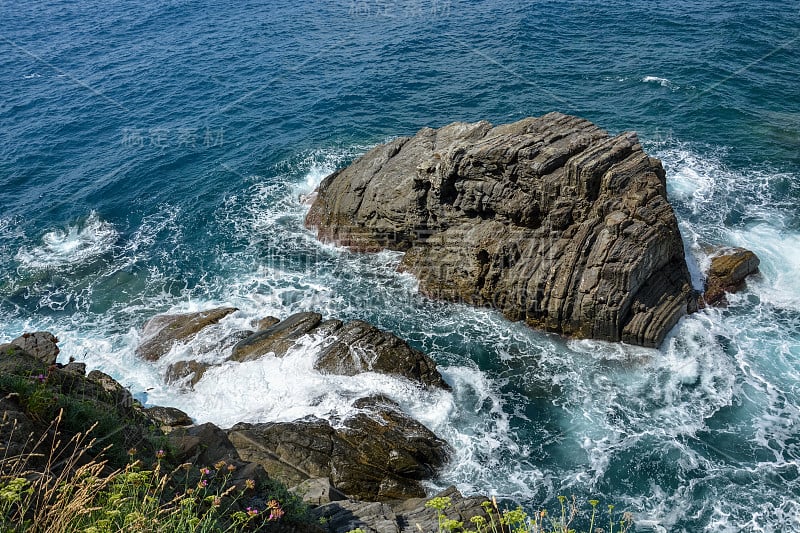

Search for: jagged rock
xmin=62 ymin=361 xmax=86 ymax=375
xmin=306 ymin=112 xmax=697 ymax=347
xmin=136 ymin=307 xmax=237 ymax=361
xmin=145 ymin=405 xmax=193 ymax=428
xmin=165 ymin=360 xmax=210 ymax=388
xmin=315 ymin=321 xmax=449 ymax=390
xmin=703 ymin=248 xmax=760 ymax=307
xmin=311 ymin=485 xmax=488 ymax=533
xmin=87 ymin=369 xmax=133 ymax=409
xmin=227 ymin=396 xmax=450 ymax=501
xmin=256 ymin=316 xmax=281 ymax=330
xmin=226 ymin=313 xmax=447 ymax=390
xmin=166 ymin=422 xmax=272 ymax=491
xmin=7 ymin=332 xmax=59 ymax=365
xmin=230 ymin=312 xmax=323 ymax=362
xmin=0 ymin=343 xmax=47 ymax=376
xmin=291 ymin=477 xmax=347 ymax=506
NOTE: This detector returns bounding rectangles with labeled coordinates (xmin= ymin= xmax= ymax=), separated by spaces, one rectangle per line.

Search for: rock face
xmin=306 ymin=112 xmax=697 ymax=347
xmin=703 ymin=247 xmax=760 ymax=306
xmin=227 ymin=396 xmax=450 ymax=501
xmin=136 ymin=307 xmax=237 ymax=361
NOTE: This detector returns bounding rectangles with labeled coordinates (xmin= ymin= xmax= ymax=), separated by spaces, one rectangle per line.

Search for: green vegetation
xmin=0 ymin=413 xmax=301 ymax=532
xmin=421 ymin=495 xmax=633 ymax=533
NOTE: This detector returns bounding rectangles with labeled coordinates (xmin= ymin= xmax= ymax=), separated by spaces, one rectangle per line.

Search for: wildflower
xmin=155 ymin=449 xmax=166 ymax=459
xmin=244 ymin=478 xmax=255 ymax=490
xmin=212 ymin=496 xmax=222 ymax=507
xmin=246 ymin=506 xmax=259 ymax=517
xmin=127 ymin=448 xmax=137 ymax=457
xmin=267 ymin=501 xmax=284 ymax=521
xmin=227 ymin=464 xmax=236 ymax=472
xmin=589 ymin=499 xmax=599 ymax=507
xmin=214 ymin=460 xmax=226 ymax=470
xmin=200 ymin=467 xmax=211 ymax=476
xmin=198 ymin=479 xmax=208 ymax=488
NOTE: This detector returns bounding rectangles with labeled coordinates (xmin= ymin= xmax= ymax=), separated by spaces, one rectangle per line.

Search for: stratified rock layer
xmin=307 ymin=112 xmax=697 ymax=347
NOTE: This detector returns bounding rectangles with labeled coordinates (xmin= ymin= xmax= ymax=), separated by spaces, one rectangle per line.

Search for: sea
xmin=1 ymin=1 xmax=798 ymax=531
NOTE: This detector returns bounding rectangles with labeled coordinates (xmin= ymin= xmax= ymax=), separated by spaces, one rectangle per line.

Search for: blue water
xmin=2 ymin=1 xmax=799 ymax=531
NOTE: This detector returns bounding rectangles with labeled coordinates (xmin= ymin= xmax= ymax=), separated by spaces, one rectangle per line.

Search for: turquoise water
xmin=1 ymin=1 xmax=799 ymax=531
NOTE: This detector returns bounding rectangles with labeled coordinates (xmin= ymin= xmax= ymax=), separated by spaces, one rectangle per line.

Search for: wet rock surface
xmin=306 ymin=112 xmax=697 ymax=347
xmin=703 ymin=247 xmax=760 ymax=307
xmin=135 ymin=307 xmax=237 ymax=361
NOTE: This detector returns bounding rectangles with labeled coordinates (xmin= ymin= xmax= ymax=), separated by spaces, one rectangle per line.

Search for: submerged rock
xmin=703 ymin=247 xmax=760 ymax=307
xmin=306 ymin=112 xmax=697 ymax=347
xmin=227 ymin=395 xmax=450 ymax=501
xmin=227 ymin=312 xmax=448 ymax=390
xmin=136 ymin=307 xmax=237 ymax=361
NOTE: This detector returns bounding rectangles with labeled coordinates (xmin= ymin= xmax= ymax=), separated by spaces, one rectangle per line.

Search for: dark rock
xmin=87 ymin=370 xmax=134 ymax=409
xmin=62 ymin=361 xmax=86 ymax=375
xmin=230 ymin=312 xmax=323 ymax=362
xmin=165 ymin=360 xmax=210 ymax=388
xmin=703 ymin=248 xmax=760 ymax=307
xmin=227 ymin=396 xmax=450 ymax=501
xmin=306 ymin=112 xmax=697 ymax=347
xmin=166 ymin=422 xmax=271 ymax=491
xmin=136 ymin=307 xmax=237 ymax=361
xmin=8 ymin=332 xmax=59 ymax=365
xmin=145 ymin=405 xmax=193 ymax=428
xmin=311 ymin=486 xmax=489 ymax=533
xmin=315 ymin=321 xmax=449 ymax=390
xmin=256 ymin=316 xmax=281 ymax=330
xmin=168 ymin=422 xmax=242 ymax=465
xmin=226 ymin=312 xmax=447 ymax=390
xmin=0 ymin=343 xmax=47 ymax=376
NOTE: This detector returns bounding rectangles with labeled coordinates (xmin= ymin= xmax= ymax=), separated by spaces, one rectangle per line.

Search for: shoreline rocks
xmin=228 ymin=395 xmax=450 ymax=502
xmin=702 ymin=247 xmax=760 ymax=307
xmin=306 ymin=112 xmax=698 ymax=347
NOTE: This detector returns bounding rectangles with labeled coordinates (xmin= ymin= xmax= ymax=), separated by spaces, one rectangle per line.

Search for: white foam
xmin=15 ymin=211 xmax=118 ymax=269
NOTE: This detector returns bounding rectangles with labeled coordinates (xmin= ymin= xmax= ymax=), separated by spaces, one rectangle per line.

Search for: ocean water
xmin=1 ymin=1 xmax=799 ymax=531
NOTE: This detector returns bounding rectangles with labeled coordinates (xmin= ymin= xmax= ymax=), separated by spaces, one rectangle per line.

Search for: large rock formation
xmin=306 ymin=112 xmax=697 ymax=347
xmin=227 ymin=396 xmax=450 ymax=501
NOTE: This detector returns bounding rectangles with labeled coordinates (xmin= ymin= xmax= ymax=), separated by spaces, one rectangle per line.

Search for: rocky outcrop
xmin=703 ymin=248 xmax=760 ymax=307
xmin=2 ymin=331 xmax=60 ymax=365
xmin=311 ymin=485 xmax=488 ymax=533
xmin=306 ymin=112 xmax=697 ymax=347
xmin=136 ymin=307 xmax=237 ymax=361
xmin=229 ymin=312 xmax=449 ymax=390
xmin=231 ymin=312 xmax=323 ymax=361
xmin=227 ymin=396 xmax=450 ymax=501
